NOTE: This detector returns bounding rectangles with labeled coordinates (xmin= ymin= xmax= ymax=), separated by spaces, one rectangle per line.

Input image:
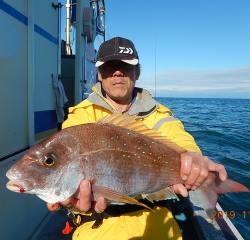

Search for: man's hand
xmin=172 ymin=151 xmax=227 ymax=197
xmin=47 ymin=180 xmax=107 ymax=213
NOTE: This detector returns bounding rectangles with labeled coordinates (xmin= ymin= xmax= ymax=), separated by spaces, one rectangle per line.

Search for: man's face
xmin=98 ymin=60 xmax=139 ymax=102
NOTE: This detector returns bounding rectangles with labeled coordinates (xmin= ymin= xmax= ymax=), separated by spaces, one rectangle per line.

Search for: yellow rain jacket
xmin=62 ymin=82 xmax=201 ymax=240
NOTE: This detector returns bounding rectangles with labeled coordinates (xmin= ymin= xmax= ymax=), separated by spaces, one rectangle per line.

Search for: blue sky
xmin=62 ymin=0 xmax=250 ymax=98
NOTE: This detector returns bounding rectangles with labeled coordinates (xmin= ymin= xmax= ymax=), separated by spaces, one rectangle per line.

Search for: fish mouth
xmin=6 ymin=181 xmax=26 ymax=193
xmin=6 ymin=181 xmax=60 ymax=203
xmin=6 ymin=171 xmax=31 ymax=193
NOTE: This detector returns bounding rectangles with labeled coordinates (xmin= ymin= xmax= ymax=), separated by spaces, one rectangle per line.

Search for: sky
xmin=61 ymin=0 xmax=250 ymax=99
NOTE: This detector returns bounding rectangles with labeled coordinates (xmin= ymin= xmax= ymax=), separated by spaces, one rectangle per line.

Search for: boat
xmin=0 ymin=0 xmax=103 ymax=239
xmin=0 ymin=0 xmax=245 ymax=239
xmin=24 ymin=192 xmax=244 ymax=240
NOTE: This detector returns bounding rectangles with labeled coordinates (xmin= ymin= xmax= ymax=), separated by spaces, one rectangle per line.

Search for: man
xmin=48 ymin=37 xmax=227 ymax=239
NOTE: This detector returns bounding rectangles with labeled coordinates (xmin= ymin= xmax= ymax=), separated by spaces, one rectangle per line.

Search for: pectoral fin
xmin=142 ymin=186 xmax=179 ymax=203
xmin=92 ymin=185 xmax=153 ymax=211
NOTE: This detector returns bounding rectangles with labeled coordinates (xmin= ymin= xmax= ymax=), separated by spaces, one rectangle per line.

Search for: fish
xmin=6 ymin=111 xmax=249 ymax=217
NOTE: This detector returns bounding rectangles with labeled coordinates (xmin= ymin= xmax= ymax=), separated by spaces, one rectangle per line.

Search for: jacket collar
xmin=88 ymin=82 xmax=160 ymax=118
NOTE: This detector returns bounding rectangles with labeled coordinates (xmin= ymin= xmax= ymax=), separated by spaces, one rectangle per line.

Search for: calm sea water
xmin=155 ymin=97 xmax=250 ymax=240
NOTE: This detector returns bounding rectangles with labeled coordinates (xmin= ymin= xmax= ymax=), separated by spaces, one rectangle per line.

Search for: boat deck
xmin=30 ymin=194 xmax=242 ymax=240
xmin=30 ymin=209 xmax=74 ymax=240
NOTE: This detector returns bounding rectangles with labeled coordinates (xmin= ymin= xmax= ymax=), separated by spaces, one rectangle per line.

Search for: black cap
xmin=95 ymin=37 xmax=139 ymax=67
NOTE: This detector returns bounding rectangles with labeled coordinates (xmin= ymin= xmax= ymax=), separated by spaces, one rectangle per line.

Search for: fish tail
xmin=197 ymin=172 xmax=249 ymax=218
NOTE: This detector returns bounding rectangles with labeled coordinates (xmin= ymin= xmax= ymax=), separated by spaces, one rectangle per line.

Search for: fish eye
xmin=43 ymin=155 xmax=56 ymax=167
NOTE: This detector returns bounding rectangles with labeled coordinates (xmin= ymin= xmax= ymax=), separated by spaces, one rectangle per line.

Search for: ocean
xmin=155 ymin=97 xmax=250 ymax=240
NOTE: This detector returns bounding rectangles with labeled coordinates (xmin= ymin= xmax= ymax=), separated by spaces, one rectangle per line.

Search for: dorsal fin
xmin=97 ymin=112 xmax=186 ymax=154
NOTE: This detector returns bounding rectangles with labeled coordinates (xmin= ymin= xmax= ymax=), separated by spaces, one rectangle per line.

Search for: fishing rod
xmin=183 ymin=122 xmax=250 ymax=132
xmin=155 ymin=34 xmax=157 ymax=98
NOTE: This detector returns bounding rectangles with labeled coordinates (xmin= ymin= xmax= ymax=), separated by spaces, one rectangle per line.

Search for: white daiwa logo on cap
xmin=119 ymin=46 xmax=133 ymax=54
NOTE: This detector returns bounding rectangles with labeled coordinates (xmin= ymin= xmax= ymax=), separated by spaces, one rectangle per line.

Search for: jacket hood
xmin=90 ymin=82 xmax=160 ymax=118
xmin=69 ymin=82 xmax=172 ymax=117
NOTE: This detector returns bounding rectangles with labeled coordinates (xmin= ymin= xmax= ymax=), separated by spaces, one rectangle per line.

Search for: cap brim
xmin=95 ymin=61 xmax=105 ymax=67
xmin=95 ymin=58 xmax=138 ymax=67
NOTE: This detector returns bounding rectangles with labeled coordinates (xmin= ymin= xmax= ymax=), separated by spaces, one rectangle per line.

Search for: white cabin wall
xmin=0 ymin=0 xmax=59 ymax=239
xmin=1 ymin=0 xmax=97 ymax=239
xmin=34 ymin=1 xmax=58 ymax=112
xmin=33 ymin=1 xmax=59 ymax=141
xmin=0 ymin=1 xmax=28 ymax=158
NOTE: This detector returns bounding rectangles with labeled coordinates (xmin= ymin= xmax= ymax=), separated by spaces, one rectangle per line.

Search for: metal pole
xmin=81 ymin=33 xmax=88 ymax=100
xmin=75 ymin=0 xmax=88 ymax=104
xmin=66 ymin=0 xmax=71 ymax=55
xmin=28 ymin=0 xmax=34 ymax=146
xmin=155 ymin=34 xmax=157 ymax=98
xmin=85 ymin=34 xmax=87 ymax=83
xmin=102 ymin=0 xmax=105 ymax=41
xmin=58 ymin=3 xmax=62 ymax=76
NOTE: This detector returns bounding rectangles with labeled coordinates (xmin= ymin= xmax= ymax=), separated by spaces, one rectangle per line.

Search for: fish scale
xmin=80 ymin=123 xmax=183 ymax=201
